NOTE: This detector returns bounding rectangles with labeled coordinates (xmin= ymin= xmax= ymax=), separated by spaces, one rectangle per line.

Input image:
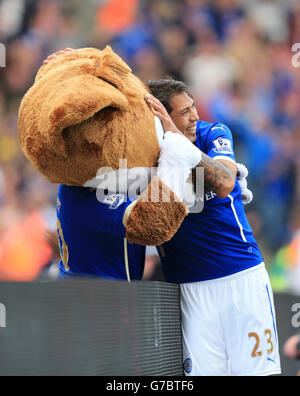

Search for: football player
xmin=146 ymin=79 xmax=281 ymax=376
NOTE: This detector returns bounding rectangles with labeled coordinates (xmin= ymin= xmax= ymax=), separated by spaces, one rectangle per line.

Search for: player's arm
xmin=198 ymin=155 xmax=237 ymax=199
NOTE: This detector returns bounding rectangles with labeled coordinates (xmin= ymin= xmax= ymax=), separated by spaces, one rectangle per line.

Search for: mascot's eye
xmin=98 ymin=77 xmax=118 ymax=90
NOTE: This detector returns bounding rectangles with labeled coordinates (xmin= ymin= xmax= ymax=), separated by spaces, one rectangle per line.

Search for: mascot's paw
xmin=236 ymin=163 xmax=248 ymax=179
xmin=236 ymin=163 xmax=253 ymax=205
xmin=124 ymin=176 xmax=188 ymax=245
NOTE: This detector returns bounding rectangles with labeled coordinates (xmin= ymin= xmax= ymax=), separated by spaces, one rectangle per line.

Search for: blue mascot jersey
xmin=158 ymin=121 xmax=264 ymax=283
xmin=57 ymin=185 xmax=145 ymax=280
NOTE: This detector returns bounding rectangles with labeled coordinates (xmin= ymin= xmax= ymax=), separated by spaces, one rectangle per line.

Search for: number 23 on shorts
xmin=248 ymin=329 xmax=274 ymax=358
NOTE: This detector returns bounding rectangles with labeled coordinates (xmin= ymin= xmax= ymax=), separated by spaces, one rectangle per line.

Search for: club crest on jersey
xmin=183 ymin=358 xmax=192 ymax=374
xmin=212 ymin=137 xmax=233 ymax=155
xmin=103 ymin=193 xmax=125 ymax=209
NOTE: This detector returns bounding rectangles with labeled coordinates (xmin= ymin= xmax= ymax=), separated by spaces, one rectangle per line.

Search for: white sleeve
xmin=157 ymin=132 xmax=202 ymax=200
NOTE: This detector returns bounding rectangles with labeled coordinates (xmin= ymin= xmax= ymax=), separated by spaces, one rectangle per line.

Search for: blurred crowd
xmin=0 ymin=0 xmax=300 ymax=291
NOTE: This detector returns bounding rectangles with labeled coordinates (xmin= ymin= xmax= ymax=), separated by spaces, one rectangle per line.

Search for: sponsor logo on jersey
xmin=212 ymin=137 xmax=233 ymax=155
xmin=103 ymin=193 xmax=125 ymax=209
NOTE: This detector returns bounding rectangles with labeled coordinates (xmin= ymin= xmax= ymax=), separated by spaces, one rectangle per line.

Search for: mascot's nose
xmin=155 ymin=116 xmax=164 ymax=148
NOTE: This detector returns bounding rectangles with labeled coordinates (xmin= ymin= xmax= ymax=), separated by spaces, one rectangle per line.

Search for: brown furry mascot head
xmin=18 ymin=46 xmax=160 ymax=186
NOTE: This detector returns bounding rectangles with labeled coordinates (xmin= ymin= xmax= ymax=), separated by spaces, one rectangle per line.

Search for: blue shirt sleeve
xmin=205 ymin=123 xmax=236 ymax=162
xmin=82 ymin=195 xmax=132 ymax=236
xmin=58 ymin=186 xmax=133 ymax=237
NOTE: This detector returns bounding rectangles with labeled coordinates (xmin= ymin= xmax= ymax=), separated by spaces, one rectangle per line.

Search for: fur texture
xmin=125 ymin=176 xmax=188 ymax=245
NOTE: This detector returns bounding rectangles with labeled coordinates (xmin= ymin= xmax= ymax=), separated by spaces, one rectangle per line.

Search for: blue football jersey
xmin=158 ymin=121 xmax=264 ymax=283
xmin=57 ymin=185 xmax=145 ymax=280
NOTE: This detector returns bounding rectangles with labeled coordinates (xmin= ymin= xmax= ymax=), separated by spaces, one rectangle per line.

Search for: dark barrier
xmin=0 ymin=279 xmax=299 ymax=376
xmin=274 ymin=293 xmax=300 ymax=377
xmin=0 ymin=279 xmax=183 ymax=376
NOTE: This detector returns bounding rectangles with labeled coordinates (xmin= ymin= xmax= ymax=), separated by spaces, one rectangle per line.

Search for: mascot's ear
xmin=101 ymin=45 xmax=132 ymax=75
xmin=19 ymin=48 xmax=129 ymax=158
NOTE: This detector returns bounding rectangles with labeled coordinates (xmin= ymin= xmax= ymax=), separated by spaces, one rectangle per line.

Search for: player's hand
xmin=43 ymin=48 xmax=74 ymax=65
xmin=145 ymin=94 xmax=182 ymax=135
xmin=283 ymin=335 xmax=300 ymax=359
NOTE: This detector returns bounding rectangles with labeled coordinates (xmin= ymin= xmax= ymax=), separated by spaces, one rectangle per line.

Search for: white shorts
xmin=180 ymin=263 xmax=281 ymax=376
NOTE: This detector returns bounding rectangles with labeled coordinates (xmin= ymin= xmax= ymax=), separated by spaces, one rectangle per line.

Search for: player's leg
xmin=220 ymin=264 xmax=281 ymax=376
xmin=180 ymin=282 xmax=229 ymax=376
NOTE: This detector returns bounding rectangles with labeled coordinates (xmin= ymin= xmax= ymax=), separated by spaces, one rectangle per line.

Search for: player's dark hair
xmin=146 ymin=78 xmax=193 ymax=114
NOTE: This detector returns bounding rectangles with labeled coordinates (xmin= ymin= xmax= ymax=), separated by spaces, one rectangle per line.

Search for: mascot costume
xmin=18 ymin=46 xmax=205 ymax=280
